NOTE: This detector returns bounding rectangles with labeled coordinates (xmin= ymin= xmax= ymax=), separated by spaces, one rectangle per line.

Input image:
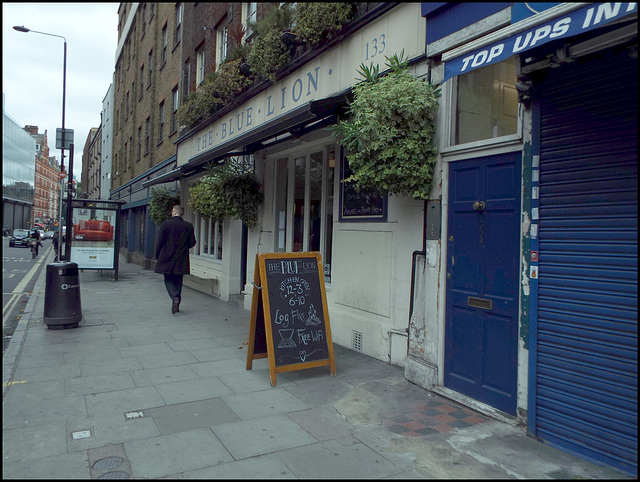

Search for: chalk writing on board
xmin=279 ymin=348 xmax=325 ymax=363
xmin=264 ymin=257 xmax=330 ymax=367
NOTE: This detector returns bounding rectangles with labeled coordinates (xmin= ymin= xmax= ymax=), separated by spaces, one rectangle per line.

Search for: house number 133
xmin=364 ymin=34 xmax=386 ymax=61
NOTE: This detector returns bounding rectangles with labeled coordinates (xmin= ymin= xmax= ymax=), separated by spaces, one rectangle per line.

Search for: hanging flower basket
xmin=189 ymin=166 xmax=264 ymax=229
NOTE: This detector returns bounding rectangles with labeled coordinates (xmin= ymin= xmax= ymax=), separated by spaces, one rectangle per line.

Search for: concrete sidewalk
xmin=2 ymin=246 xmax=629 ymax=479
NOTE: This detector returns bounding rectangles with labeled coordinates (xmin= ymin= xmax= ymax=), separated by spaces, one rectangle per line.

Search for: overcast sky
xmin=2 ymin=3 xmax=119 ymax=179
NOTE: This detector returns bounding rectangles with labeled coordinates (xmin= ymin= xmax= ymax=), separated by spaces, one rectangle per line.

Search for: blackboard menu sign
xmin=246 ymin=252 xmax=336 ymax=386
xmin=340 ymin=158 xmax=388 ymax=222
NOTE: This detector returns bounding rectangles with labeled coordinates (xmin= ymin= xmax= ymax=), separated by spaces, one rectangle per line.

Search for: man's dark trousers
xmin=163 ymin=274 xmax=184 ymax=302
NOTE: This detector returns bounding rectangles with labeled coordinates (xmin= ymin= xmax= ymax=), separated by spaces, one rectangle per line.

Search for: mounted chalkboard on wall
xmin=246 ymin=252 xmax=336 ymax=386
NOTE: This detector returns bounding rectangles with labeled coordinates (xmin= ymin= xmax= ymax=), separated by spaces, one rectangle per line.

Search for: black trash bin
xmin=44 ymin=261 xmax=82 ymax=329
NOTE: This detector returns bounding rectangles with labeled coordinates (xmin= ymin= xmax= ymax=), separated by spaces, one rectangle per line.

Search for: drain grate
xmin=98 ymin=471 xmax=131 ymax=479
xmin=88 ymin=444 xmax=132 ymax=480
xmin=352 ymin=330 xmax=363 ymax=351
xmin=93 ymin=457 xmax=124 ymax=471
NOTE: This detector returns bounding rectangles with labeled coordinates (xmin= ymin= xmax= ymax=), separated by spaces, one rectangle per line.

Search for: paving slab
xmin=146 ymin=398 xmax=240 ymax=435
xmin=2 ymin=450 xmax=90 ymax=479
xmin=84 ymin=385 xmax=166 ymax=416
xmin=154 ymin=376 xmax=234 ymax=405
xmin=212 ymin=414 xmax=317 ymax=460
xmin=183 ymin=453 xmax=297 ymax=479
xmin=276 ymin=439 xmax=405 ymax=479
xmin=124 ymin=427 xmax=233 ymax=478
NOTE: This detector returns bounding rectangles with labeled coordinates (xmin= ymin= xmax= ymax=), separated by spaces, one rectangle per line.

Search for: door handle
xmin=473 ymin=201 xmax=485 ymax=211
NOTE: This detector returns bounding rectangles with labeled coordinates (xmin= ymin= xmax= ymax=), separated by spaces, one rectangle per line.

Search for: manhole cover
xmin=93 ymin=457 xmax=124 ymax=471
xmin=98 ymin=471 xmax=131 ymax=479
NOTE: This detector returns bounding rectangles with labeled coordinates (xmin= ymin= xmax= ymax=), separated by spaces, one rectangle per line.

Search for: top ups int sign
xmin=443 ymin=2 xmax=637 ymax=82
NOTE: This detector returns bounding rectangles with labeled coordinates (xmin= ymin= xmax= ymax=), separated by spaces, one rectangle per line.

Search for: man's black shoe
xmin=172 ymin=297 xmax=180 ymax=314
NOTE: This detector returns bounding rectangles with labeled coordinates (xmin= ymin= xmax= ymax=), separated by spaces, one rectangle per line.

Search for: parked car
xmin=9 ymin=229 xmax=31 ymax=247
xmin=44 ymin=231 xmax=55 ymax=240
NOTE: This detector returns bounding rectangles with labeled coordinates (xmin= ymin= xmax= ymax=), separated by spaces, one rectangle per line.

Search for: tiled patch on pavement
xmin=381 ymin=398 xmax=490 ymax=437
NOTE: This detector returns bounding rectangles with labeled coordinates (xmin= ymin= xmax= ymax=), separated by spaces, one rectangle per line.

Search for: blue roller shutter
xmin=536 ymin=48 xmax=637 ymax=476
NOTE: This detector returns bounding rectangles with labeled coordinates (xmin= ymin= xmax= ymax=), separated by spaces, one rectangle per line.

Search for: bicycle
xmin=29 ymin=239 xmax=39 ymax=259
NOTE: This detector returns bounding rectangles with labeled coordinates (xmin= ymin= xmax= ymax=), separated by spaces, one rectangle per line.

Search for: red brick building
xmin=24 ymin=125 xmax=62 ymax=228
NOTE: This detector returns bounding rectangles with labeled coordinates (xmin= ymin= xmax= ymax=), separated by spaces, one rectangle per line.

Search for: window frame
xmin=270 ymin=143 xmax=335 ymax=282
xmin=162 ymin=24 xmax=168 ymax=65
xmin=196 ymin=47 xmax=206 ymax=86
xmin=193 ymin=214 xmax=223 ymax=261
xmin=441 ymin=57 xmax=523 ymax=154
xmin=158 ymin=100 xmax=165 ymax=143
xmin=216 ymin=19 xmax=230 ymax=66
xmin=171 ymin=87 xmax=179 ymax=134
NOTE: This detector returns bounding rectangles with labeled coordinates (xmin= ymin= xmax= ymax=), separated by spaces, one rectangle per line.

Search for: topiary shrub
xmin=333 ymin=52 xmax=440 ymax=200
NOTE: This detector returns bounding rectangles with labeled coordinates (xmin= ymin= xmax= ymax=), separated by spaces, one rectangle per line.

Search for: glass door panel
xmin=293 ymin=155 xmax=306 ymax=252
xmin=308 ymin=151 xmax=323 ymax=252
xmin=275 ymin=158 xmax=288 ymax=252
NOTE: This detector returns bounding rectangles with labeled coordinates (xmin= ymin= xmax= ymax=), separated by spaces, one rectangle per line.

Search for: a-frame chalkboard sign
xmin=246 ymin=252 xmax=336 ymax=386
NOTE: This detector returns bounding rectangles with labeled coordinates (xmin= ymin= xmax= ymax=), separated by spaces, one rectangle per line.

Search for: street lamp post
xmin=13 ymin=25 xmax=68 ymax=261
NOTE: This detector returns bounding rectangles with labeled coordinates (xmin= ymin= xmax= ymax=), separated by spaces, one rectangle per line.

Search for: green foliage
xmin=247 ymin=4 xmax=294 ymax=82
xmin=333 ymin=52 xmax=440 ymax=200
xmin=294 ymin=3 xmax=355 ymax=46
xmin=188 ymin=165 xmax=264 ymax=229
xmin=149 ymin=187 xmax=180 ymax=225
xmin=177 ymin=54 xmax=254 ymax=129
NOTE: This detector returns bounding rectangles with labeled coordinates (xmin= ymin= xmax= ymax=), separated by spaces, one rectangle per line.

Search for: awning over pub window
xmin=143 ymin=88 xmax=351 ymax=188
xmin=441 ymin=2 xmax=637 ymax=82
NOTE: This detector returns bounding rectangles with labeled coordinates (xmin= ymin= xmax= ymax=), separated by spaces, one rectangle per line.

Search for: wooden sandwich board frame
xmin=246 ymin=252 xmax=336 ymax=386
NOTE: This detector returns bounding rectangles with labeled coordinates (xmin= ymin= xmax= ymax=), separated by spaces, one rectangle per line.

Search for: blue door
xmin=445 ymin=152 xmax=521 ymax=415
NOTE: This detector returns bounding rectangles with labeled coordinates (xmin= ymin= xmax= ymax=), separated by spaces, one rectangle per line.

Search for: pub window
xmin=272 ymin=145 xmax=335 ymax=282
xmin=183 ymin=59 xmax=191 ymax=98
xmin=174 ymin=3 xmax=182 ymax=46
xmin=193 ymin=214 xmax=223 ymax=260
xmin=145 ymin=117 xmax=151 ymax=154
xmin=148 ymin=49 xmax=153 ymax=88
xmin=196 ymin=47 xmax=206 ymax=86
xmin=158 ymin=101 xmax=165 ymax=142
xmin=452 ymin=56 xmax=518 ymax=146
xmin=171 ymin=87 xmax=179 ymax=134
xmin=140 ymin=65 xmax=144 ymax=96
xmin=162 ymin=24 xmax=168 ymax=65
xmin=242 ymin=2 xmax=257 ymax=39
xmin=216 ymin=19 xmax=229 ymax=66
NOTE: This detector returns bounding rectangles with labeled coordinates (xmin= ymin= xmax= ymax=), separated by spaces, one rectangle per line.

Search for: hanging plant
xmin=333 ymin=52 xmax=440 ymax=200
xmin=188 ymin=165 xmax=264 ymax=229
xmin=293 ymin=3 xmax=355 ymax=47
xmin=247 ymin=4 xmax=294 ymax=82
xmin=149 ymin=186 xmax=180 ymax=225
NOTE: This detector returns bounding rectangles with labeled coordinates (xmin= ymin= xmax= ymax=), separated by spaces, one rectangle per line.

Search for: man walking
xmin=155 ymin=205 xmax=196 ymax=314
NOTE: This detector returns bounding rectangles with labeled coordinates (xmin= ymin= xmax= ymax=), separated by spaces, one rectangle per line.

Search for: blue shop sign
xmin=443 ymin=2 xmax=637 ymax=82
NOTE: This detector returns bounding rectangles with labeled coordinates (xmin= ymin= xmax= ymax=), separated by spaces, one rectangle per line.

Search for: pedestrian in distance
xmin=154 ymin=205 xmax=196 ymax=314
xmin=53 ymin=231 xmax=66 ymax=262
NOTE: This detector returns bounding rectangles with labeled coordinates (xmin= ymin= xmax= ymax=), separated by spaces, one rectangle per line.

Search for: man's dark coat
xmin=154 ymin=216 xmax=196 ymax=275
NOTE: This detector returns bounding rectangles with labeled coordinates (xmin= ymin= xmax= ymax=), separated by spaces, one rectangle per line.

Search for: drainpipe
xmin=407 ymin=199 xmax=428 ymax=349
xmin=388 ymin=199 xmax=428 ymax=364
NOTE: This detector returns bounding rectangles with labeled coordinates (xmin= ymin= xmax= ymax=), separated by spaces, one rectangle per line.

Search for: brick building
xmin=111 ymin=3 xmax=184 ymax=265
xmin=81 ymin=127 xmax=101 ymax=199
xmin=24 ymin=125 xmax=61 ymax=228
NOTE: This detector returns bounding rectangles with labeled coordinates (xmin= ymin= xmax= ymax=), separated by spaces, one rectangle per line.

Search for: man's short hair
xmin=172 ymin=205 xmax=184 ymax=216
